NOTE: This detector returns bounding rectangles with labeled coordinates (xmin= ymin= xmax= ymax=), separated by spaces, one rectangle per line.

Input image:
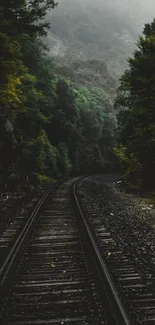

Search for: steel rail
xmin=73 ymin=178 xmax=131 ymax=325
xmin=0 ymin=184 xmax=57 ymax=290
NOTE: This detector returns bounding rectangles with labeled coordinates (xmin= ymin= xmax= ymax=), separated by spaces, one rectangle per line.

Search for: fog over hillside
xmin=44 ymin=0 xmax=155 ymax=87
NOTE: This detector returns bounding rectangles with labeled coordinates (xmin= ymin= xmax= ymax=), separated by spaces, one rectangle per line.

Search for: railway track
xmin=77 ymin=177 xmax=155 ymax=325
xmin=0 ymin=191 xmax=44 ymax=268
xmin=0 ymin=178 xmax=132 ymax=325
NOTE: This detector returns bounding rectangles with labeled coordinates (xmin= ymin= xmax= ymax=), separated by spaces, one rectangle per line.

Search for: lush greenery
xmin=115 ymin=19 xmax=155 ymax=189
xmin=2 ymin=0 xmax=155 ymax=191
xmin=0 ymin=0 xmax=117 ymax=191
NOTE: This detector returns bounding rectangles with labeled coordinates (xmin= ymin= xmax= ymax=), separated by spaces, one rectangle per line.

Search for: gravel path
xmin=77 ymin=175 xmax=155 ymax=283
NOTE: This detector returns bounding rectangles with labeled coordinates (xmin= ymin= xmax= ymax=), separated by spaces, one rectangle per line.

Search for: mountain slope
xmin=43 ymin=0 xmax=155 ymax=79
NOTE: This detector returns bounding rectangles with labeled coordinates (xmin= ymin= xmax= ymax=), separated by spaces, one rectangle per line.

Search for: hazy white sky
xmin=54 ymin=0 xmax=155 ymax=26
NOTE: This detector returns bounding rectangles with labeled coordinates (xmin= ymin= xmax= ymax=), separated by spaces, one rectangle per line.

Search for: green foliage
xmin=115 ymin=18 xmax=155 ymax=188
xmin=47 ymin=79 xmax=78 ymax=145
xmin=0 ymin=0 xmax=57 ymax=37
xmin=0 ymin=0 xmax=117 ymax=190
xmin=21 ymin=130 xmax=57 ymax=181
xmin=70 ymin=84 xmax=117 ymax=173
xmin=57 ymin=143 xmax=72 ymax=176
xmin=0 ymin=32 xmax=25 ymax=114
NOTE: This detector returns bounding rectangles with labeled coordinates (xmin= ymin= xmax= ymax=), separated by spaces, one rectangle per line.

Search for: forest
xmin=1 ymin=0 xmax=155 ymax=191
xmin=0 ymin=0 xmax=117 ymax=192
xmin=115 ymin=20 xmax=155 ymax=189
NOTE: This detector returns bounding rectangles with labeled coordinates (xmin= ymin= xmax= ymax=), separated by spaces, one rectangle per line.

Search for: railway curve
xmin=0 ymin=178 xmax=132 ymax=325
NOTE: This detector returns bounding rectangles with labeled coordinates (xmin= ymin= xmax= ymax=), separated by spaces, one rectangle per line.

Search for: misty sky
xmin=52 ymin=0 xmax=155 ymax=29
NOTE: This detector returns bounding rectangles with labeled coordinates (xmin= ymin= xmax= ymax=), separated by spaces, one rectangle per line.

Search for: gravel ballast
xmin=77 ymin=175 xmax=155 ymax=283
xmin=0 ymin=187 xmax=44 ymax=238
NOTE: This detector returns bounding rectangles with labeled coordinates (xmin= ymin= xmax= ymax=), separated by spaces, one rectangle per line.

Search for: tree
xmin=0 ymin=0 xmax=57 ymax=36
xmin=0 ymin=0 xmax=117 ymax=190
xmin=115 ymin=19 xmax=155 ymax=188
xmin=47 ymin=79 xmax=77 ymax=145
xmin=0 ymin=0 xmax=57 ymax=189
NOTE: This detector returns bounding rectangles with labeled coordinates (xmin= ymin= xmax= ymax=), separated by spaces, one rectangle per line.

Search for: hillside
xmin=44 ymin=0 xmax=155 ymax=91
